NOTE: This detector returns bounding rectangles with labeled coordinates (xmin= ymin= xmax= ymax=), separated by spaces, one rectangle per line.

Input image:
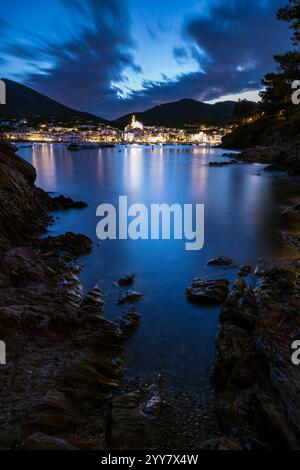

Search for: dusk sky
xmin=0 ymin=0 xmax=292 ymax=119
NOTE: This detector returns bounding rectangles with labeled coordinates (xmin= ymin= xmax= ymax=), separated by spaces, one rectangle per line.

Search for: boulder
xmin=186 ymin=278 xmax=229 ymax=304
xmin=207 ymin=256 xmax=236 ymax=267
xmin=117 ymin=290 xmax=142 ymax=305
xmin=118 ymin=273 xmax=135 ymax=286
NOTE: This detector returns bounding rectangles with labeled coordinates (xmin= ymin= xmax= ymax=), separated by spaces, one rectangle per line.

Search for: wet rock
xmin=238 ymin=265 xmax=253 ymax=277
xmin=117 ymin=290 xmax=142 ymax=305
xmin=118 ymin=273 xmax=135 ymax=286
xmin=22 ymin=432 xmax=77 ymax=450
xmin=207 ymin=256 xmax=236 ymax=267
xmin=186 ymin=278 xmax=229 ymax=304
xmin=49 ymin=195 xmax=88 ymax=211
xmin=39 ymin=232 xmax=92 ymax=258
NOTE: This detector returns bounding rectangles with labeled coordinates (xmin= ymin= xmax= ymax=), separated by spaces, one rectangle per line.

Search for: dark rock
xmin=238 ymin=265 xmax=253 ymax=277
xmin=186 ymin=278 xmax=229 ymax=304
xmin=254 ymin=258 xmax=272 ymax=276
xmin=117 ymin=290 xmax=142 ymax=305
xmin=212 ymin=259 xmax=300 ymax=449
xmin=118 ymin=273 xmax=135 ymax=286
xmin=49 ymin=195 xmax=88 ymax=211
xmin=207 ymin=256 xmax=236 ymax=267
xmin=282 ymin=231 xmax=300 ymax=251
xmin=39 ymin=232 xmax=92 ymax=257
xmin=209 ymin=160 xmax=237 ymax=167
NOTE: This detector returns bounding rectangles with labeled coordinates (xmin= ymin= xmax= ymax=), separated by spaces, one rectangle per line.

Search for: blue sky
xmin=0 ymin=0 xmax=292 ymax=118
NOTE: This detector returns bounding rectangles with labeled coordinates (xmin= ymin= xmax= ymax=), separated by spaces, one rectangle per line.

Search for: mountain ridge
xmin=113 ymin=98 xmax=241 ymax=128
xmin=0 ymin=79 xmax=108 ymax=123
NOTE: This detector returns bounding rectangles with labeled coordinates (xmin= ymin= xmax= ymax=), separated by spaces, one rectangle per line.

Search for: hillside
xmin=0 ymin=79 xmax=107 ymax=122
xmin=114 ymin=98 xmax=239 ymax=128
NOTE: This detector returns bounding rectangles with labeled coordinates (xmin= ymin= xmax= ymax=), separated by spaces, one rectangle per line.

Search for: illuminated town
xmin=0 ymin=115 xmax=233 ymax=147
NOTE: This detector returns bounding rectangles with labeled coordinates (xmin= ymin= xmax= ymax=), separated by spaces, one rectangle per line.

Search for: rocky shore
xmin=221 ymin=113 xmax=300 ymax=174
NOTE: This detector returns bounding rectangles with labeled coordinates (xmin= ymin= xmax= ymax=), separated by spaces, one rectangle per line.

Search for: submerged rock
xmin=186 ymin=278 xmax=229 ymax=304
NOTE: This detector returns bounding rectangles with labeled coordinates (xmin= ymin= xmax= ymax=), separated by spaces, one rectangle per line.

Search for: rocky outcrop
xmin=212 ymin=264 xmax=300 ymax=449
xmin=221 ymin=113 xmax=300 ymax=174
xmin=49 ymin=195 xmax=87 ymax=211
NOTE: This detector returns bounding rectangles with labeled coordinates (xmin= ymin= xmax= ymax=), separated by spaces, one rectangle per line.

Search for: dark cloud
xmin=13 ymin=0 xmax=141 ymax=118
xmin=111 ymin=0 xmax=291 ymax=117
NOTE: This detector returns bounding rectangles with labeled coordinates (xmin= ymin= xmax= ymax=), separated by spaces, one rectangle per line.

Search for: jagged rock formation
xmin=212 ymin=265 xmax=300 ymax=449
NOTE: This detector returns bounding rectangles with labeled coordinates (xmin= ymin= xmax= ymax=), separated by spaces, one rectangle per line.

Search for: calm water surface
xmin=19 ymin=143 xmax=300 ymax=391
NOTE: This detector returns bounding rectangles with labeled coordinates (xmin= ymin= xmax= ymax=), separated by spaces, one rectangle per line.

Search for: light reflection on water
xmin=19 ymin=143 xmax=300 ymax=391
